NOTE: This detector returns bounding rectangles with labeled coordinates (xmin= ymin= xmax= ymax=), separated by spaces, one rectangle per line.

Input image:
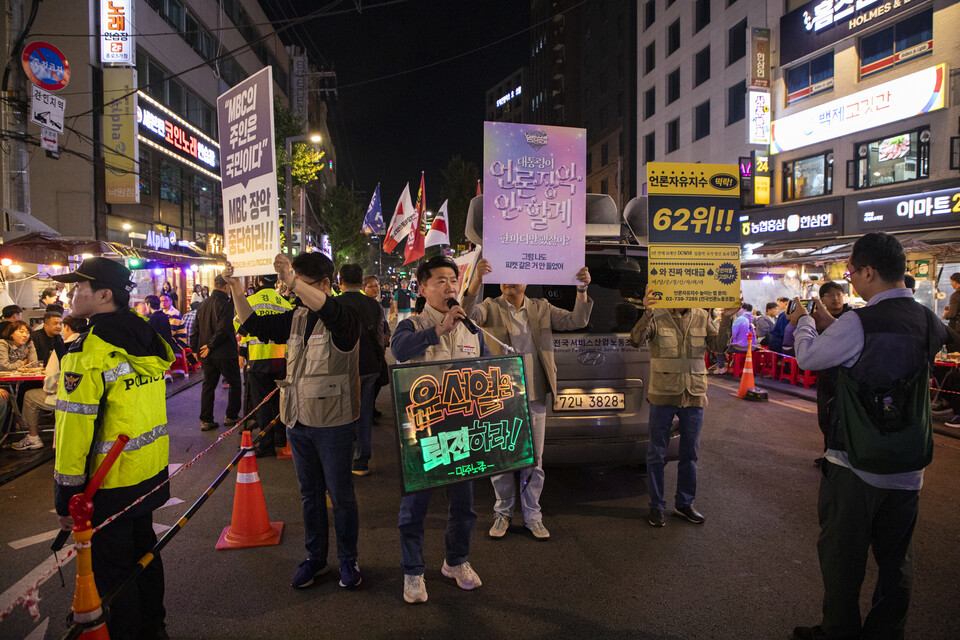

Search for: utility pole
xmin=1 ymin=0 xmax=32 ymax=229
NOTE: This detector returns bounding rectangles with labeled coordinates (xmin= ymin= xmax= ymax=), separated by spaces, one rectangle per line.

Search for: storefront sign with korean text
xmin=749 ymin=28 xmax=771 ymax=89
xmin=740 ymin=198 xmax=843 ymax=243
xmin=779 ymin=0 xmax=931 ymax=66
xmin=217 ymin=67 xmax=280 ymax=276
xmin=100 ymin=0 xmax=135 ymax=66
xmin=855 ymin=185 xmax=960 ymax=233
xmin=749 ymin=91 xmax=771 ymax=145
xmin=392 ymin=356 xmax=534 ymax=494
xmin=647 ymin=163 xmax=741 ymax=308
xmin=771 ymin=64 xmax=945 ymax=154
xmin=103 ymin=67 xmax=139 ymax=204
xmin=139 ymin=92 xmax=219 ymax=178
xmin=482 ymin=122 xmax=586 ymax=285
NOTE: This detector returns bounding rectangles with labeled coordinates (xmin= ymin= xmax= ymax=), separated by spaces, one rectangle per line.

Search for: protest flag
xmin=404 ymin=172 xmax=427 ymax=264
xmin=425 ymin=199 xmax=449 ymax=247
xmin=361 ymin=183 xmax=385 ymax=235
xmin=382 ymin=182 xmax=415 ymax=253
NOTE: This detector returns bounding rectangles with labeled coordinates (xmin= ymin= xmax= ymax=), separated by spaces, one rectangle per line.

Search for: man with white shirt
xmin=787 ymin=232 xmax=945 ymax=640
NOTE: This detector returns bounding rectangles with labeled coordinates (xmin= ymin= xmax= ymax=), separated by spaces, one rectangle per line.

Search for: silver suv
xmin=465 ymin=194 xmax=679 ymax=465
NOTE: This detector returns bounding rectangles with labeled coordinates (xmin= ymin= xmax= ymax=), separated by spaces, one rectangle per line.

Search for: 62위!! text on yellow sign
xmin=646 ymin=162 xmax=741 ymax=308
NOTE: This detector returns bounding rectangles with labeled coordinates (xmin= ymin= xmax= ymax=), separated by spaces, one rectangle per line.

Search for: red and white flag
xmin=382 ymin=182 xmax=416 ymax=253
xmin=404 ymin=172 xmax=427 ymax=264
xmin=425 ymin=199 xmax=449 ymax=247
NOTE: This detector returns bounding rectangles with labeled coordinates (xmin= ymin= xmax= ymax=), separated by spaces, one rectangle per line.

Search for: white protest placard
xmin=482 ymin=122 xmax=586 ymax=285
xmin=454 ymin=246 xmax=481 ymax=300
xmin=216 ymin=67 xmax=280 ymax=277
xmin=30 ymin=87 xmax=64 ymax=132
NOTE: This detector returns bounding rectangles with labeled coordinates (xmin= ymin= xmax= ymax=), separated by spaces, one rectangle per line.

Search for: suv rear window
xmin=484 ymin=254 xmax=647 ymax=334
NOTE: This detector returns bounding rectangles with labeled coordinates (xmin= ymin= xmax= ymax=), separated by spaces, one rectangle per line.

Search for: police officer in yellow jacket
xmin=52 ymin=258 xmax=175 ymax=640
xmin=236 ymin=274 xmax=292 ymax=456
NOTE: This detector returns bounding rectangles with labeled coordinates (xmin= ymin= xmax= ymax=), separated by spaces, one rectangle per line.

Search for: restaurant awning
xmin=107 ymin=242 xmax=225 ymax=266
xmin=0 ymin=232 xmax=117 ymax=265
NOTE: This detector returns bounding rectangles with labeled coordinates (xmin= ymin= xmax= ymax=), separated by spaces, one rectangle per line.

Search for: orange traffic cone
xmin=73 ymin=526 xmax=110 ymax=640
xmin=734 ymin=333 xmax=757 ymax=399
xmin=216 ymin=431 xmax=283 ymax=550
xmin=276 ymin=443 xmax=292 ymax=459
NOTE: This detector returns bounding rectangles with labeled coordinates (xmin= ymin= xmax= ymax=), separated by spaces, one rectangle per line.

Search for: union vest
xmin=409 ymin=303 xmax=481 ymax=363
xmin=821 ymin=297 xmax=943 ymax=452
xmin=278 ymin=306 xmax=360 ymax=428
xmin=646 ymin=309 xmax=711 ymax=398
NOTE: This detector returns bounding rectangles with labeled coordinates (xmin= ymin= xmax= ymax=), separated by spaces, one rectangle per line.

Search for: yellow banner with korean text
xmin=647 ymin=162 xmax=741 ymax=308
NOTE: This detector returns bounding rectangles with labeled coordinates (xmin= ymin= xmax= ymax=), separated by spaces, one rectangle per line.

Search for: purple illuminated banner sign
xmin=482 ymin=122 xmax=586 ymax=285
xmin=217 ymin=67 xmax=280 ymax=276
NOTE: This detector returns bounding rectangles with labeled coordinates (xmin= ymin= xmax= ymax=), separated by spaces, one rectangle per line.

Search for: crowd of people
xmin=0 ymin=230 xmax=945 ymax=639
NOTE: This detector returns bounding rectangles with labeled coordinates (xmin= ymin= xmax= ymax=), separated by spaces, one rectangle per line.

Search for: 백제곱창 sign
xmin=647 ymin=162 xmax=741 ymax=308
xmin=391 ymin=355 xmax=534 ymax=495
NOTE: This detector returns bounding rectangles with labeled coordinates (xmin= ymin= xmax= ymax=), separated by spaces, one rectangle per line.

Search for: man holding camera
xmin=788 ymin=232 xmax=945 ymax=640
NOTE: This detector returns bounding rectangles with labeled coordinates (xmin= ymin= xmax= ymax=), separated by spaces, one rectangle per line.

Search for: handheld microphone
xmin=446 ymin=298 xmax=479 ymax=335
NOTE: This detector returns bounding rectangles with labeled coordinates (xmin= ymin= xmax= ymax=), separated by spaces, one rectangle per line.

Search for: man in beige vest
xmin=630 ymin=289 xmax=737 ymax=527
xmin=391 ymin=256 xmax=485 ymax=604
xmin=224 ymin=253 xmax=364 ymax=592
xmin=462 ymin=258 xmax=593 ymax=541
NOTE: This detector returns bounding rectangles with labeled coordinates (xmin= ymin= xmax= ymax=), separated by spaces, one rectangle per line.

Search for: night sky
xmin=264 ymin=0 xmax=531 ymax=209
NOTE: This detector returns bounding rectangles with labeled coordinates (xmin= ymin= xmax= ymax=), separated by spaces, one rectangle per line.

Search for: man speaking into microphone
xmin=391 ymin=255 xmax=489 ymax=604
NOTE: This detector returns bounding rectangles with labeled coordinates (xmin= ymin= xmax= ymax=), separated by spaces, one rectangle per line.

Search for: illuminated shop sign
xmin=780 ymin=0 xmax=931 ymax=66
xmin=770 ymin=64 xmax=944 ymax=154
xmin=100 ymin=0 xmax=135 ymax=65
xmin=136 ymin=91 xmax=220 ymax=180
xmin=740 ymin=198 xmax=843 ymax=243
xmin=146 ymin=229 xmax=177 ymax=250
xmin=496 ymin=86 xmax=521 ymax=108
xmin=748 ymin=91 xmax=771 ymax=145
xmin=855 ymin=185 xmax=960 ymax=233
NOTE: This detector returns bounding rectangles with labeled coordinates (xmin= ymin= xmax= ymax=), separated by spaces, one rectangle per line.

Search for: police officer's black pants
xmin=199 ymin=356 xmax=241 ymax=423
xmin=92 ymin=512 xmax=166 ymax=640
xmin=249 ymin=370 xmax=285 ymax=449
xmin=817 ymin=460 xmax=918 ymax=640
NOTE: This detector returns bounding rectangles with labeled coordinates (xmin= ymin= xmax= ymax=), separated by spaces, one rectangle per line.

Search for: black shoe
xmin=254 ymin=447 xmax=275 ymax=458
xmin=945 ymin=416 xmax=960 ymax=428
xmin=647 ymin=508 xmax=665 ymax=527
xmin=373 ymin=409 xmax=383 ymax=418
xmin=200 ymin=421 xmax=219 ymax=431
xmin=791 ymin=626 xmax=826 ymax=640
xmin=224 ymin=416 xmax=240 ymax=427
xmin=352 ymin=461 xmax=370 ymax=476
xmin=673 ymin=505 xmax=705 ymax=524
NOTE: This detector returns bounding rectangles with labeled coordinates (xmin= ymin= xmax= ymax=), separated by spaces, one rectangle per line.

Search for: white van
xmin=465 ymin=194 xmax=679 ymax=465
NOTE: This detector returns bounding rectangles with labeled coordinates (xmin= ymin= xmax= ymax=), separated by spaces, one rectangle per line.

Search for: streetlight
xmin=285 ymin=133 xmax=322 ymax=255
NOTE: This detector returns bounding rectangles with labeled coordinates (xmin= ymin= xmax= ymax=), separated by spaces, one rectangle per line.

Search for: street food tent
xmin=0 ymin=232 xmax=117 ymax=265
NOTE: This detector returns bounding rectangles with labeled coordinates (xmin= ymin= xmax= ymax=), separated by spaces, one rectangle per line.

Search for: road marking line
xmin=23 ymin=616 xmax=49 ymax=640
xmin=711 ymin=380 xmax=817 ymax=414
xmin=159 ymin=497 xmax=184 ymax=509
xmin=0 ymin=544 xmax=76 ymax=616
xmin=153 ymin=523 xmax=171 ymax=535
xmin=7 ymin=530 xmax=59 ymax=550
xmin=168 ymin=463 xmax=183 ymax=474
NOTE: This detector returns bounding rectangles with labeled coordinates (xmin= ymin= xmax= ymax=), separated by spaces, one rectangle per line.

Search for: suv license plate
xmin=553 ymin=393 xmax=625 ymax=411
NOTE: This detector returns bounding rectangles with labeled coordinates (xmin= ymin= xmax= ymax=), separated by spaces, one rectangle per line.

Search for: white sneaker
xmin=441 ymin=559 xmax=481 ymax=590
xmin=11 ymin=436 xmax=42 ymax=451
xmin=488 ymin=514 xmax=510 ymax=538
xmin=403 ymin=574 xmax=428 ymax=604
xmin=527 ymin=521 xmax=550 ymax=540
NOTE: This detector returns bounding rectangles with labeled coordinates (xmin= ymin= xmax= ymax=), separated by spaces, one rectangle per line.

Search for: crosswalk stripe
xmin=23 ymin=616 xmax=49 ymax=640
xmin=0 ymin=544 xmax=76 ymax=616
xmin=160 ymin=497 xmax=184 ymax=509
xmin=7 ymin=530 xmax=60 ymax=550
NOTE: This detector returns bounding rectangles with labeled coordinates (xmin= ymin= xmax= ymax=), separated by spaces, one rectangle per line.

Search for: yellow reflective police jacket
xmin=236 ymin=287 xmax=293 ymax=374
xmin=54 ymin=309 xmax=175 ymax=520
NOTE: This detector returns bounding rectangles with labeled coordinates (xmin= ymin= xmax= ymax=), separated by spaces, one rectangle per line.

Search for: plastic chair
xmin=779 ymin=356 xmax=800 ymax=385
xmin=756 ymin=350 xmax=780 ymax=379
xmin=799 ymin=369 xmax=818 ymax=389
xmin=726 ymin=352 xmax=748 ymax=377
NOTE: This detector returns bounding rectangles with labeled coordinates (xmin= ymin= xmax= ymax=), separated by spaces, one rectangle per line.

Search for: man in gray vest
xmin=630 ymin=292 xmax=737 ymax=527
xmin=462 ymin=257 xmax=593 ymax=541
xmin=223 ymin=253 xmax=363 ymax=592
xmin=789 ymin=232 xmax=945 ymax=640
xmin=391 ymin=256 xmax=486 ymax=605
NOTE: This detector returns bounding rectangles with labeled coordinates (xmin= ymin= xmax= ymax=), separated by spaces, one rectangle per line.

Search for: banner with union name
xmin=217 ymin=66 xmax=280 ymax=276
xmin=647 ymin=162 xmax=741 ymax=308
xmin=391 ymin=355 xmax=534 ymax=494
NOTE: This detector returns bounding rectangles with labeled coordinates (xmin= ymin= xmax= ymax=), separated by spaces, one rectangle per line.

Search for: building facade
xmin=485 ymin=67 xmax=530 ymax=123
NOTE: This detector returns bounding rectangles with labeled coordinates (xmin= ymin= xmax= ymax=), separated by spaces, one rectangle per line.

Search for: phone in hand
xmin=787 ymin=299 xmax=816 ymax=315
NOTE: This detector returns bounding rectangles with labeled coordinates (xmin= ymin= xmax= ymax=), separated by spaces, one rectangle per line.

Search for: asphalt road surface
xmin=2 ymin=376 xmax=959 ymax=640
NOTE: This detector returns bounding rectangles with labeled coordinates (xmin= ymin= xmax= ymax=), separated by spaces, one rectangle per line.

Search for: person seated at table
xmin=31 ymin=312 xmax=63 ymax=365
xmin=145 ymin=295 xmax=176 ymax=352
xmin=10 ymin=315 xmax=87 ymax=451
xmin=0 ymin=320 xmax=41 ymax=371
xmin=161 ymin=293 xmax=188 ymax=351
xmin=0 ymin=304 xmax=23 ymax=337
xmin=728 ymin=304 xmax=758 ymax=353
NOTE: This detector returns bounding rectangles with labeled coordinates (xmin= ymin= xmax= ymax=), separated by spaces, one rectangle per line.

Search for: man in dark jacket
xmin=31 ymin=311 xmax=63 ymax=365
xmin=338 ymin=264 xmax=386 ymax=476
xmin=191 ymin=275 xmax=241 ymax=431
xmin=145 ymin=295 xmax=175 ymax=351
